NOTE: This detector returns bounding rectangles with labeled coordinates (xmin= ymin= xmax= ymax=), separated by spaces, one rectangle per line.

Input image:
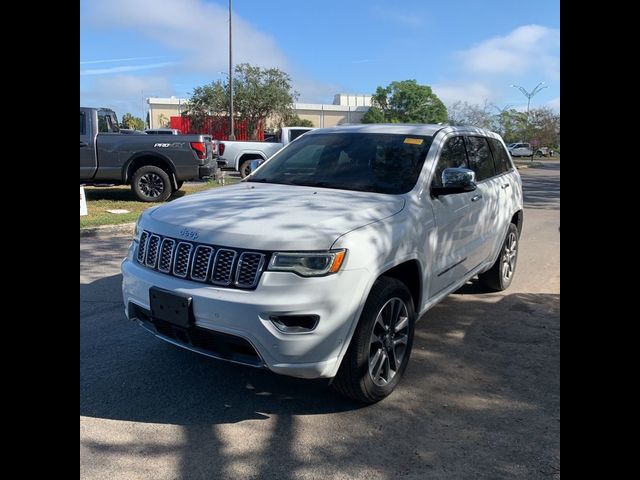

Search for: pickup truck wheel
xmin=131 ymin=165 xmax=172 ymax=202
xmin=333 ymin=277 xmax=415 ymax=404
xmin=239 ymin=159 xmax=256 ymax=179
xmin=478 ymin=223 xmax=519 ymax=291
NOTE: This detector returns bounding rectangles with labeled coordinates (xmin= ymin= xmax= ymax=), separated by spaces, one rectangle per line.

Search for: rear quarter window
xmin=487 ymin=138 xmax=513 ymax=174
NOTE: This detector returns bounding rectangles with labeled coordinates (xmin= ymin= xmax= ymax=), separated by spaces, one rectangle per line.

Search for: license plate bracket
xmin=149 ymin=287 xmax=194 ymax=328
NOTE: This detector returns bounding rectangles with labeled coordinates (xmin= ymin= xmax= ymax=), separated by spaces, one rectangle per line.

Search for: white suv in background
xmin=508 ymin=143 xmax=533 ymax=157
xmin=122 ymin=124 xmax=524 ymax=403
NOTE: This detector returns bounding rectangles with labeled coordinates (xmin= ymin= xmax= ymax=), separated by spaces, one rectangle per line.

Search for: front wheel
xmin=131 ymin=165 xmax=172 ymax=202
xmin=333 ymin=277 xmax=415 ymax=403
xmin=478 ymin=223 xmax=519 ymax=291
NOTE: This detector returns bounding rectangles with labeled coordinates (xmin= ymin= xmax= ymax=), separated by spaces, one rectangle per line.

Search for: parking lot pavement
xmin=81 ymin=164 xmax=560 ymax=480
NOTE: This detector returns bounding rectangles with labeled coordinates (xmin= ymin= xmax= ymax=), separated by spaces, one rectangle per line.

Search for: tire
xmin=478 ymin=223 xmax=519 ymax=291
xmin=333 ymin=277 xmax=415 ymax=404
xmin=239 ymin=159 xmax=253 ymax=179
xmin=131 ymin=165 xmax=172 ymax=202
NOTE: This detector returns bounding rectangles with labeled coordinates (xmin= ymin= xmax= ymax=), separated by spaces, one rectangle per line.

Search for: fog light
xmin=270 ymin=314 xmax=319 ymax=333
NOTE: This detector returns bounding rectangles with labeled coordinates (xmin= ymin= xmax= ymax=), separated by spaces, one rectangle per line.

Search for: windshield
xmin=247 ymin=132 xmax=433 ymax=194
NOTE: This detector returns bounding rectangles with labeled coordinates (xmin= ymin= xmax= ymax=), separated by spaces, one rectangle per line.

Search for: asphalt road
xmin=80 ymin=162 xmax=560 ymax=480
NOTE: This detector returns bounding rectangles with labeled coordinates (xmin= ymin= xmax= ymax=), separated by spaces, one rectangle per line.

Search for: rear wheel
xmin=333 ymin=277 xmax=415 ymax=403
xmin=478 ymin=223 xmax=519 ymax=291
xmin=239 ymin=159 xmax=254 ymax=179
xmin=131 ymin=165 xmax=172 ymax=202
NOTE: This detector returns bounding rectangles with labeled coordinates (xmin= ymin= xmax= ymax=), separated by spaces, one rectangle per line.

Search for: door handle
xmin=80 ymin=141 xmax=88 ymax=147
xmin=501 ymin=183 xmax=510 ymax=189
xmin=471 ymin=194 xmax=483 ymax=202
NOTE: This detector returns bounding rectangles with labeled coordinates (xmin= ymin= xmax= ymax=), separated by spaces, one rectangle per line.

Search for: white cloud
xmin=80 ymin=56 xmax=169 ymax=65
xmin=546 ymin=97 xmax=560 ymax=112
xmin=459 ymin=25 xmax=559 ymax=78
xmin=80 ymin=62 xmax=176 ymax=75
xmin=84 ymin=0 xmax=288 ymax=74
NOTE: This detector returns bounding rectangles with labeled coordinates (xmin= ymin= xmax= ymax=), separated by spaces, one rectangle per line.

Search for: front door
xmin=428 ymin=134 xmax=485 ymax=297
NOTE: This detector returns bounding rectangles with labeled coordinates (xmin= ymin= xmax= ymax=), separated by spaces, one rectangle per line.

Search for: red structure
xmin=170 ymin=116 xmax=264 ymax=141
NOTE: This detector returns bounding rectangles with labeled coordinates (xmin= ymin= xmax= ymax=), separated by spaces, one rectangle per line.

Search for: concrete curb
xmin=80 ymin=222 xmax=136 ymax=238
xmin=515 ymin=161 xmax=545 ymax=169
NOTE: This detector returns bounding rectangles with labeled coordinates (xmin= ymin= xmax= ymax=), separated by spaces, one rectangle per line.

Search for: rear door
xmin=80 ymin=108 xmax=97 ymax=179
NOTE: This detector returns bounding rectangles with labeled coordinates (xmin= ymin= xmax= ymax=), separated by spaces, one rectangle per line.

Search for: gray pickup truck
xmin=217 ymin=126 xmax=314 ymax=178
xmin=80 ymin=107 xmax=217 ymax=202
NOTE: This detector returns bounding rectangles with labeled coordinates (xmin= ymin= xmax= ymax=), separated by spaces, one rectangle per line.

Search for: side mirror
xmin=431 ymin=167 xmax=477 ymax=197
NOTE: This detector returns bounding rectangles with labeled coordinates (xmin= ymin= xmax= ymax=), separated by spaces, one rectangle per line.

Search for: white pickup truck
xmin=217 ymin=126 xmax=314 ymax=177
xmin=122 ymin=124 xmax=524 ymax=403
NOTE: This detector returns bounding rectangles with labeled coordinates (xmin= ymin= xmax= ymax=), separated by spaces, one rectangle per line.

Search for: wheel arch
xmin=124 ymin=153 xmax=178 ymax=189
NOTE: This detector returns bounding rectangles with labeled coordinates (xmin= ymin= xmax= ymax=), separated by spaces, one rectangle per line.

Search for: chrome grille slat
xmin=211 ymin=249 xmax=237 ymax=285
xmin=190 ymin=245 xmax=214 ymax=282
xmin=137 ymin=231 xmax=149 ymax=263
xmin=145 ymin=235 xmax=161 ymax=268
xmin=172 ymin=242 xmax=193 ymax=278
xmin=158 ymin=238 xmax=176 ymax=273
xmin=235 ymin=252 xmax=266 ymax=288
xmin=136 ymin=230 xmax=266 ymax=289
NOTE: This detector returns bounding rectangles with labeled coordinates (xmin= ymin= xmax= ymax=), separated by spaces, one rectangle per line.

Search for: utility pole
xmin=510 ymin=82 xmax=548 ymax=156
xmin=228 ymin=0 xmax=236 ymax=140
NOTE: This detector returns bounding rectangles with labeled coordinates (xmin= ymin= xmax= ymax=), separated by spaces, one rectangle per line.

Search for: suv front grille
xmin=137 ymin=230 xmax=267 ymax=289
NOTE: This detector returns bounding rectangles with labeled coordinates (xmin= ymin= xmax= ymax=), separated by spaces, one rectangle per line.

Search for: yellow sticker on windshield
xmin=404 ymin=138 xmax=423 ymax=145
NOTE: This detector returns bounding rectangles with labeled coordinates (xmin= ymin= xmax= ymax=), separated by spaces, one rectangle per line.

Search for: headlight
xmin=133 ymin=218 xmax=143 ymax=243
xmin=268 ymin=250 xmax=347 ymax=277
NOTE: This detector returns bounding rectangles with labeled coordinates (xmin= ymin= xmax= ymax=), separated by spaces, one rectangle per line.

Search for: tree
xmin=183 ymin=63 xmax=299 ymax=139
xmin=447 ymin=100 xmax=493 ymax=129
xmin=362 ymin=80 xmax=447 ymax=124
xmin=121 ymin=113 xmax=145 ymax=130
xmin=527 ymin=107 xmax=560 ymax=149
xmin=158 ymin=114 xmax=170 ymax=128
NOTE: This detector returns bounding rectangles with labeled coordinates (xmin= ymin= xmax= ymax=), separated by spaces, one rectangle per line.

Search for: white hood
xmin=143 ymin=182 xmax=405 ymax=250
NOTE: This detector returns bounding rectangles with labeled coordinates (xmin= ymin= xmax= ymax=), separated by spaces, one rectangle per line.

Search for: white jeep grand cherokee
xmin=122 ymin=124 xmax=523 ymax=403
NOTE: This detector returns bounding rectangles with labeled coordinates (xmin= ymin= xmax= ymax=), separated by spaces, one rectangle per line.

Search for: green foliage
xmin=120 ymin=113 xmax=145 ymax=131
xmin=183 ymin=63 xmax=298 ymax=139
xmin=362 ymin=80 xmax=447 ymax=124
xmin=158 ymin=114 xmax=170 ymax=128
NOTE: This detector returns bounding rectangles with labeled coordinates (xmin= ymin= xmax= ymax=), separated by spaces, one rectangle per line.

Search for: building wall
xmin=147 ymin=94 xmax=371 ymax=130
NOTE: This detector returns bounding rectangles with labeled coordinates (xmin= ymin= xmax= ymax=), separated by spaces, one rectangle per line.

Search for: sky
xmin=80 ymin=0 xmax=560 ymax=120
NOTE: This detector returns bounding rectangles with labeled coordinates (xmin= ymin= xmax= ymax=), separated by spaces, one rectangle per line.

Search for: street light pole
xmin=228 ymin=0 xmax=235 ymax=141
xmin=510 ymin=82 xmax=548 ymax=148
xmin=510 ymin=82 xmax=548 ymax=121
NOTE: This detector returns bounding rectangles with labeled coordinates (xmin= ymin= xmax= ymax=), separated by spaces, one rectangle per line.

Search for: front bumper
xmin=121 ymin=257 xmax=370 ymax=379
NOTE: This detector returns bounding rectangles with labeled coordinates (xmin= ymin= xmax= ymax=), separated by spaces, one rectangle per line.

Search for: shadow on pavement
xmin=81 ymin=272 xmax=559 ymax=479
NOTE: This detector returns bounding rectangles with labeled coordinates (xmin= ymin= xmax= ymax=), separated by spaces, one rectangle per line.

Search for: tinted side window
xmin=431 ymin=136 xmax=468 ymax=187
xmin=80 ymin=112 xmax=86 ymax=135
xmin=465 ymin=136 xmax=496 ymax=181
xmin=289 ymin=129 xmax=309 ymax=141
xmin=488 ymin=138 xmax=513 ymax=174
xmin=98 ymin=113 xmax=109 ymax=133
